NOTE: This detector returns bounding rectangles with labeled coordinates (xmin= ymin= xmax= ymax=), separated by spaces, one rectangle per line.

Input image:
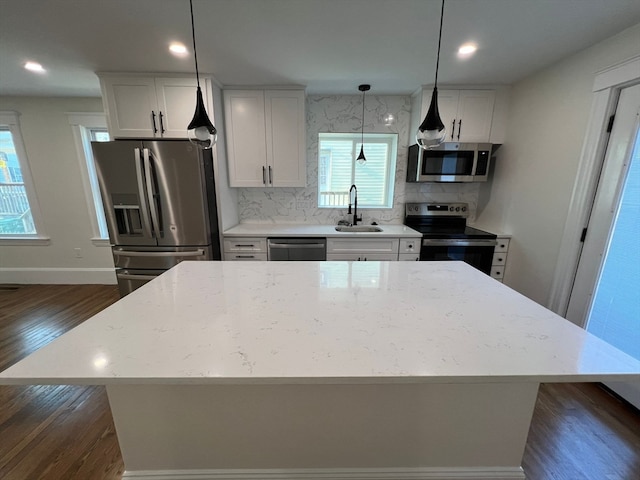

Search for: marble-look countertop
xmin=1 ymin=261 xmax=639 ymax=385
xmin=223 ymin=223 xmax=422 ymax=238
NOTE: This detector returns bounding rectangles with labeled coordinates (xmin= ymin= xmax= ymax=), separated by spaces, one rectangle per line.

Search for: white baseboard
xmin=0 ymin=267 xmax=117 ymax=284
xmin=122 ymin=467 xmax=526 ymax=480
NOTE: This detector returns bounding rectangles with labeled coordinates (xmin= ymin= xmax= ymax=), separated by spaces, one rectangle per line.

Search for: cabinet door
xmin=455 ymin=90 xmax=495 ymax=142
xmin=224 ymin=90 xmax=268 ymax=187
xmin=265 ymin=90 xmax=306 ymax=187
xmin=155 ymin=77 xmax=210 ymax=138
xmin=327 ymin=253 xmax=397 ymax=261
xmin=432 ymin=89 xmax=460 ymax=142
xmin=102 ymin=76 xmax=159 ymax=138
xmin=327 ymin=238 xmax=400 ymax=254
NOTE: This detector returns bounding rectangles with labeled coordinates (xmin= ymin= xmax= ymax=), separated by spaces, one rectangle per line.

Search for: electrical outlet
xmin=73 ymin=247 xmax=83 ymax=258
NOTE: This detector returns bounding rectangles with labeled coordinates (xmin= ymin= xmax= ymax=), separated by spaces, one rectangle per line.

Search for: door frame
xmin=548 ymin=55 xmax=640 ymax=318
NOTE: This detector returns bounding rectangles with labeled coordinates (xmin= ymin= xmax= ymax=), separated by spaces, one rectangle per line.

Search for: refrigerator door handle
xmin=114 ymin=249 xmax=205 ymax=258
xmin=143 ymin=148 xmax=162 ymax=239
xmin=134 ymin=148 xmax=154 ymax=239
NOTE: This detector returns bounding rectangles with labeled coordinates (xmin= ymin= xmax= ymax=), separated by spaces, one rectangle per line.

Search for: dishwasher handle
xmin=267 ymin=241 xmax=325 ymax=249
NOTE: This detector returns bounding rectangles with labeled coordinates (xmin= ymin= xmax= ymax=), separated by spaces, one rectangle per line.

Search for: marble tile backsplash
xmin=237 ymin=94 xmax=481 ymax=224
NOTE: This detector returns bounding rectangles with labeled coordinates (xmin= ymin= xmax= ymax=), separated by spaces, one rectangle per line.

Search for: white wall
xmin=476 ymin=23 xmax=640 ymax=306
xmin=0 ymin=96 xmax=116 ymax=283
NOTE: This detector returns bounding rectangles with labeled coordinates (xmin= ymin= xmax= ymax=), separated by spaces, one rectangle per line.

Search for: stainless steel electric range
xmin=404 ymin=203 xmax=497 ymax=274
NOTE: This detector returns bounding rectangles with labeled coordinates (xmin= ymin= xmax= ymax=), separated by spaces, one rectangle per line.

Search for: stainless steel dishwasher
xmin=267 ymin=238 xmax=326 ymax=261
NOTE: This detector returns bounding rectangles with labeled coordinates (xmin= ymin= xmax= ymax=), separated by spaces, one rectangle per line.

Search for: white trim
xmin=593 ymin=55 xmax=640 ymax=92
xmin=0 ymin=110 xmax=47 ymax=238
xmin=548 ymin=56 xmax=640 ymax=316
xmin=0 ymin=267 xmax=117 ymax=284
xmin=66 ymin=112 xmax=109 ymax=240
xmin=91 ymin=237 xmax=111 ymax=246
xmin=122 ymin=467 xmax=525 ymax=480
xmin=0 ymin=236 xmax=51 ymax=246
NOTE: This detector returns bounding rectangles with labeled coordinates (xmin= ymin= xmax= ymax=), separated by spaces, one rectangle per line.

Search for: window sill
xmin=0 ymin=236 xmax=51 ymax=246
xmin=91 ymin=238 xmax=111 ymax=247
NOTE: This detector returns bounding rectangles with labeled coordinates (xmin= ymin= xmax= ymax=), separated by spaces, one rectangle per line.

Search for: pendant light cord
xmin=189 ymin=0 xmax=201 ymax=88
xmin=361 ymin=89 xmax=366 ymax=146
xmin=434 ymin=0 xmax=445 ymax=87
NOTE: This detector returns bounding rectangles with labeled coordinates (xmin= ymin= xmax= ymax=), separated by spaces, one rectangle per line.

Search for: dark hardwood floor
xmin=0 ymin=284 xmax=639 ymax=480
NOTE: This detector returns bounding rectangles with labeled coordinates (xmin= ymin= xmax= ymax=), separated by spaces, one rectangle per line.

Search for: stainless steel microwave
xmin=406 ymin=142 xmax=493 ymax=182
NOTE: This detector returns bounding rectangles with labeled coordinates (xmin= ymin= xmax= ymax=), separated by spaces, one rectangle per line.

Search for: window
xmin=318 ymin=133 xmax=397 ymax=208
xmin=0 ymin=112 xmax=44 ymax=238
xmin=68 ymin=113 xmax=110 ymax=242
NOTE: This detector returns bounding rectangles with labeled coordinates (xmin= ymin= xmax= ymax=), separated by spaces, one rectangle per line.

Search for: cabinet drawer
xmin=223 ymin=237 xmax=267 ymax=253
xmin=327 ymin=238 xmax=399 ymax=254
xmin=399 ymin=238 xmax=420 ymax=254
xmin=492 ymin=251 xmax=507 ymax=266
xmin=327 ymin=253 xmax=398 ymax=261
xmin=225 ymin=253 xmax=268 ymax=261
xmin=490 ymin=265 xmax=505 ymax=279
xmin=495 ymin=238 xmax=510 ymax=252
xmin=398 ymin=253 xmax=420 ymax=261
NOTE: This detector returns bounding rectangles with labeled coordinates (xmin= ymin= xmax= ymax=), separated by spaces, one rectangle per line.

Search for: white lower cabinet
xmin=326 ymin=237 xmax=407 ymax=261
xmin=399 ymin=254 xmax=420 ymax=261
xmin=490 ymin=236 xmax=510 ymax=282
xmin=223 ymin=237 xmax=267 ymax=261
xmin=327 ymin=253 xmax=398 ymax=261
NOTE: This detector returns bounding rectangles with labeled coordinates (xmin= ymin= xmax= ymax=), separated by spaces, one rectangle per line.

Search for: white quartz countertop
xmin=223 ymin=223 xmax=422 ymax=238
xmin=1 ymin=261 xmax=639 ymax=386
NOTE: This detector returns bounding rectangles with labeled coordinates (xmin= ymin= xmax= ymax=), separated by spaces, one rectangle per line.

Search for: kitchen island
xmin=1 ymin=261 xmax=639 ymax=480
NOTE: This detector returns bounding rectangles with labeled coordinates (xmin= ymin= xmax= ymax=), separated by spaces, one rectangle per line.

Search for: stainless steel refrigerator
xmin=92 ymin=140 xmax=221 ymax=297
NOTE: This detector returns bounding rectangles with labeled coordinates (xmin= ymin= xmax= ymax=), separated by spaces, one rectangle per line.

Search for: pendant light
xmin=187 ymin=0 xmax=217 ymax=149
xmin=356 ymin=84 xmax=370 ymax=165
xmin=416 ymin=0 xmax=446 ymax=150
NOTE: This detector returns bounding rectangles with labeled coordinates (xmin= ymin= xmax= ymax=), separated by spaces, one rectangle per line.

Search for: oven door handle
xmin=421 ymin=239 xmax=497 ymax=247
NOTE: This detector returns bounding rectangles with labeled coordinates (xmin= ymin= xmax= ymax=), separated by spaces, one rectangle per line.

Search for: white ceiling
xmin=1 ymin=0 xmax=640 ymax=97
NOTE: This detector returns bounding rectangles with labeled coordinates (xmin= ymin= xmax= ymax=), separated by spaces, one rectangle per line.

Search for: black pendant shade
xmin=187 ymin=86 xmax=217 ymax=149
xmin=357 ymin=84 xmax=370 ymax=165
xmin=187 ymin=0 xmax=217 ymax=149
xmin=416 ymin=0 xmax=447 ymax=150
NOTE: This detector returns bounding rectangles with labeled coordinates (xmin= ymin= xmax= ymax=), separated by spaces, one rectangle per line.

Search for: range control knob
xmin=449 ymin=206 xmax=454 ymax=211
xmin=455 ymin=207 xmax=461 ymax=212
xmin=462 ymin=206 xmax=467 ymax=212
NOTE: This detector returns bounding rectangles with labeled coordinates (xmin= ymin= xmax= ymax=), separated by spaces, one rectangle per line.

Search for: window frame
xmin=67 ymin=113 xmax=110 ymax=245
xmin=0 ymin=111 xmax=48 ymax=244
xmin=317 ymin=132 xmax=397 ymax=209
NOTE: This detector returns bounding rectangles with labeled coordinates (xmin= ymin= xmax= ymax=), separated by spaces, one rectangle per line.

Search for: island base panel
xmin=107 ymin=382 xmax=538 ymax=478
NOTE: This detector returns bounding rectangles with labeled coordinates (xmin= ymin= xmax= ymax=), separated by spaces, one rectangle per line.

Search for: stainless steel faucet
xmin=348 ymin=184 xmax=362 ymax=226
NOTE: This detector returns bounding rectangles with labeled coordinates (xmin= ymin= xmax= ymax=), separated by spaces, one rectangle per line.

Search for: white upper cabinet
xmin=224 ymin=89 xmax=306 ymax=187
xmin=100 ymin=74 xmax=213 ymax=139
xmin=412 ymin=87 xmax=507 ymax=144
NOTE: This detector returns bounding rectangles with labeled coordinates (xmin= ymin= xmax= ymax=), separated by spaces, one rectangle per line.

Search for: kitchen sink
xmin=335 ymin=225 xmax=383 ymax=232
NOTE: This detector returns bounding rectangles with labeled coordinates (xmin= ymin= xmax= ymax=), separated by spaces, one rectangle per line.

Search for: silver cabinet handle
xmin=134 ymin=148 xmax=153 ymax=239
xmin=234 ymin=244 xmax=256 ymax=248
xmin=235 ymin=255 xmax=256 ymax=259
xmin=114 ymin=249 xmax=205 ymax=257
xmin=118 ymin=273 xmax=158 ymax=281
xmin=143 ymin=148 xmax=161 ymax=238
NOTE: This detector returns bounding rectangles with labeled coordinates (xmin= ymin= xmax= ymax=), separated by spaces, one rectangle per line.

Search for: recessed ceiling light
xmin=24 ymin=61 xmax=46 ymax=73
xmin=169 ymin=42 xmax=188 ymax=56
xmin=457 ymin=43 xmax=478 ymax=58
